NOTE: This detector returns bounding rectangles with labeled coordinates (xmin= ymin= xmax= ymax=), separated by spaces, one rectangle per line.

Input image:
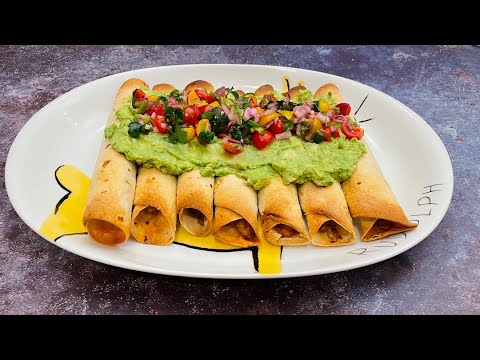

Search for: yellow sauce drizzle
xmin=281 ymin=75 xmax=290 ymax=93
xmin=40 ymin=165 xmax=90 ymax=240
xmin=256 ymin=219 xmax=282 ymax=274
xmin=175 ymin=225 xmax=237 ymax=250
xmin=281 ymin=76 xmax=306 ymax=94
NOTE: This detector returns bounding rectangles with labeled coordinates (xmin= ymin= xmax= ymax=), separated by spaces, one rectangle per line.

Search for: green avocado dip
xmin=106 ymin=89 xmax=366 ymax=190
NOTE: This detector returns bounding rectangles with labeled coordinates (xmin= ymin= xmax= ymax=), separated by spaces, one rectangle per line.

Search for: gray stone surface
xmin=1 ymin=45 xmax=479 ymax=314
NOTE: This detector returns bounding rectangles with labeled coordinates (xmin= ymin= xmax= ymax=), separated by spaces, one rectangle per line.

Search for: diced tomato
xmin=184 ymin=105 xmax=201 ymax=126
xmin=336 ymin=103 xmax=351 ymax=116
xmin=197 ymin=104 xmax=213 ymax=115
xmin=152 ymin=115 xmax=169 ymax=134
xmin=248 ymin=95 xmax=257 ymax=107
xmin=341 ymin=120 xmax=364 ymax=140
xmin=195 ymin=89 xmax=214 ymax=103
xmin=145 ymin=102 xmax=164 ymax=116
xmin=133 ymin=89 xmax=146 ymax=100
xmin=322 ymin=127 xmax=332 ymax=142
xmin=269 ymin=119 xmax=285 ymax=135
xmin=223 ymin=140 xmax=244 ymax=154
xmin=329 ymin=125 xmax=340 ymax=138
xmin=252 ymin=130 xmax=274 ymax=149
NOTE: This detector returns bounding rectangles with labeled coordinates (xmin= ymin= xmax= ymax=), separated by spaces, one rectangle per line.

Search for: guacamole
xmin=106 ymin=101 xmax=365 ymax=190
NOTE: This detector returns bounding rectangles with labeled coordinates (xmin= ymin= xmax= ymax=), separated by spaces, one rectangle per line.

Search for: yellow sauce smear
xmin=175 ymin=225 xmax=237 ymax=250
xmin=281 ymin=76 xmax=305 ymax=93
xmin=40 ymin=165 xmax=90 ymax=240
xmin=40 ymin=165 xmax=282 ymax=274
xmin=175 ymin=219 xmax=282 ymax=275
xmin=256 ymin=219 xmax=282 ymax=274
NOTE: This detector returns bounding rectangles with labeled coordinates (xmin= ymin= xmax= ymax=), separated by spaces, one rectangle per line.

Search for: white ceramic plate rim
xmin=5 ymin=64 xmax=454 ymax=279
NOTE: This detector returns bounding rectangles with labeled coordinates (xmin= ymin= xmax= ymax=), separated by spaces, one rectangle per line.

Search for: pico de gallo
xmin=126 ymin=85 xmax=364 ymax=155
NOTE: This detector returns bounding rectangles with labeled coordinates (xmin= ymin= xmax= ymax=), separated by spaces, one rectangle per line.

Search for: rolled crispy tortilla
xmin=184 ymin=80 xmax=215 ymax=94
xmin=254 ymin=84 xmax=274 ymax=97
xmin=83 ymin=78 xmax=148 ymax=245
xmin=153 ymin=83 xmax=176 ymax=93
xmin=299 ymin=182 xmax=355 ymax=247
xmin=131 ymin=167 xmax=177 ymax=245
xmin=341 ymin=147 xmax=417 ymax=241
xmin=177 ymin=169 xmax=214 ymax=237
xmin=177 ymin=80 xmax=216 ymax=237
xmin=285 ymin=85 xmax=306 ymax=98
xmin=212 ymin=174 xmax=260 ymax=248
xmin=258 ymin=177 xmax=309 ymax=246
xmin=314 ymin=83 xmax=343 ymax=102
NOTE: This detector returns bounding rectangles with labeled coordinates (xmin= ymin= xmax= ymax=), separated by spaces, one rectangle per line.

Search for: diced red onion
xmin=243 ymin=108 xmax=252 ymax=121
xmin=137 ymin=119 xmax=145 ymax=125
xmin=227 ymin=137 xmax=242 ymax=145
xmin=265 ymin=120 xmax=274 ymax=129
xmin=221 ymin=104 xmax=230 ymax=116
xmin=330 ymin=126 xmax=337 ymax=133
xmin=316 ymin=112 xmax=328 ymax=123
xmin=326 ymin=109 xmax=335 ymax=118
xmin=215 ymin=86 xmax=226 ymax=98
xmin=168 ymin=95 xmax=177 ymax=105
xmin=168 ymin=95 xmax=182 ymax=108
xmin=295 ymin=124 xmax=301 ymax=135
xmin=267 ymin=102 xmax=278 ymax=111
xmin=293 ymin=116 xmax=303 ymax=124
xmin=275 ymin=131 xmax=292 ymax=140
xmin=227 ymin=111 xmax=238 ymax=123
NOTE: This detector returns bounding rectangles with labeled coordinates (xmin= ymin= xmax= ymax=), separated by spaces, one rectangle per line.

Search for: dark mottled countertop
xmin=1 ymin=45 xmax=479 ymax=314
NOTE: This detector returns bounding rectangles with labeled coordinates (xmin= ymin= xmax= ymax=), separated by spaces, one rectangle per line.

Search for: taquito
xmin=313 ymin=83 xmax=343 ymax=102
xmin=130 ymin=83 xmax=178 ymax=245
xmin=299 ymin=182 xmax=355 ymax=246
xmin=176 ymin=80 xmax=215 ymax=237
xmin=212 ymin=174 xmax=260 ymax=247
xmin=83 ymin=78 xmax=148 ymax=245
xmin=131 ymin=167 xmax=177 ymax=245
xmin=342 ymin=147 xmax=417 ymax=241
xmin=258 ymin=177 xmax=309 ymax=246
xmin=177 ymin=169 xmax=214 ymax=237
